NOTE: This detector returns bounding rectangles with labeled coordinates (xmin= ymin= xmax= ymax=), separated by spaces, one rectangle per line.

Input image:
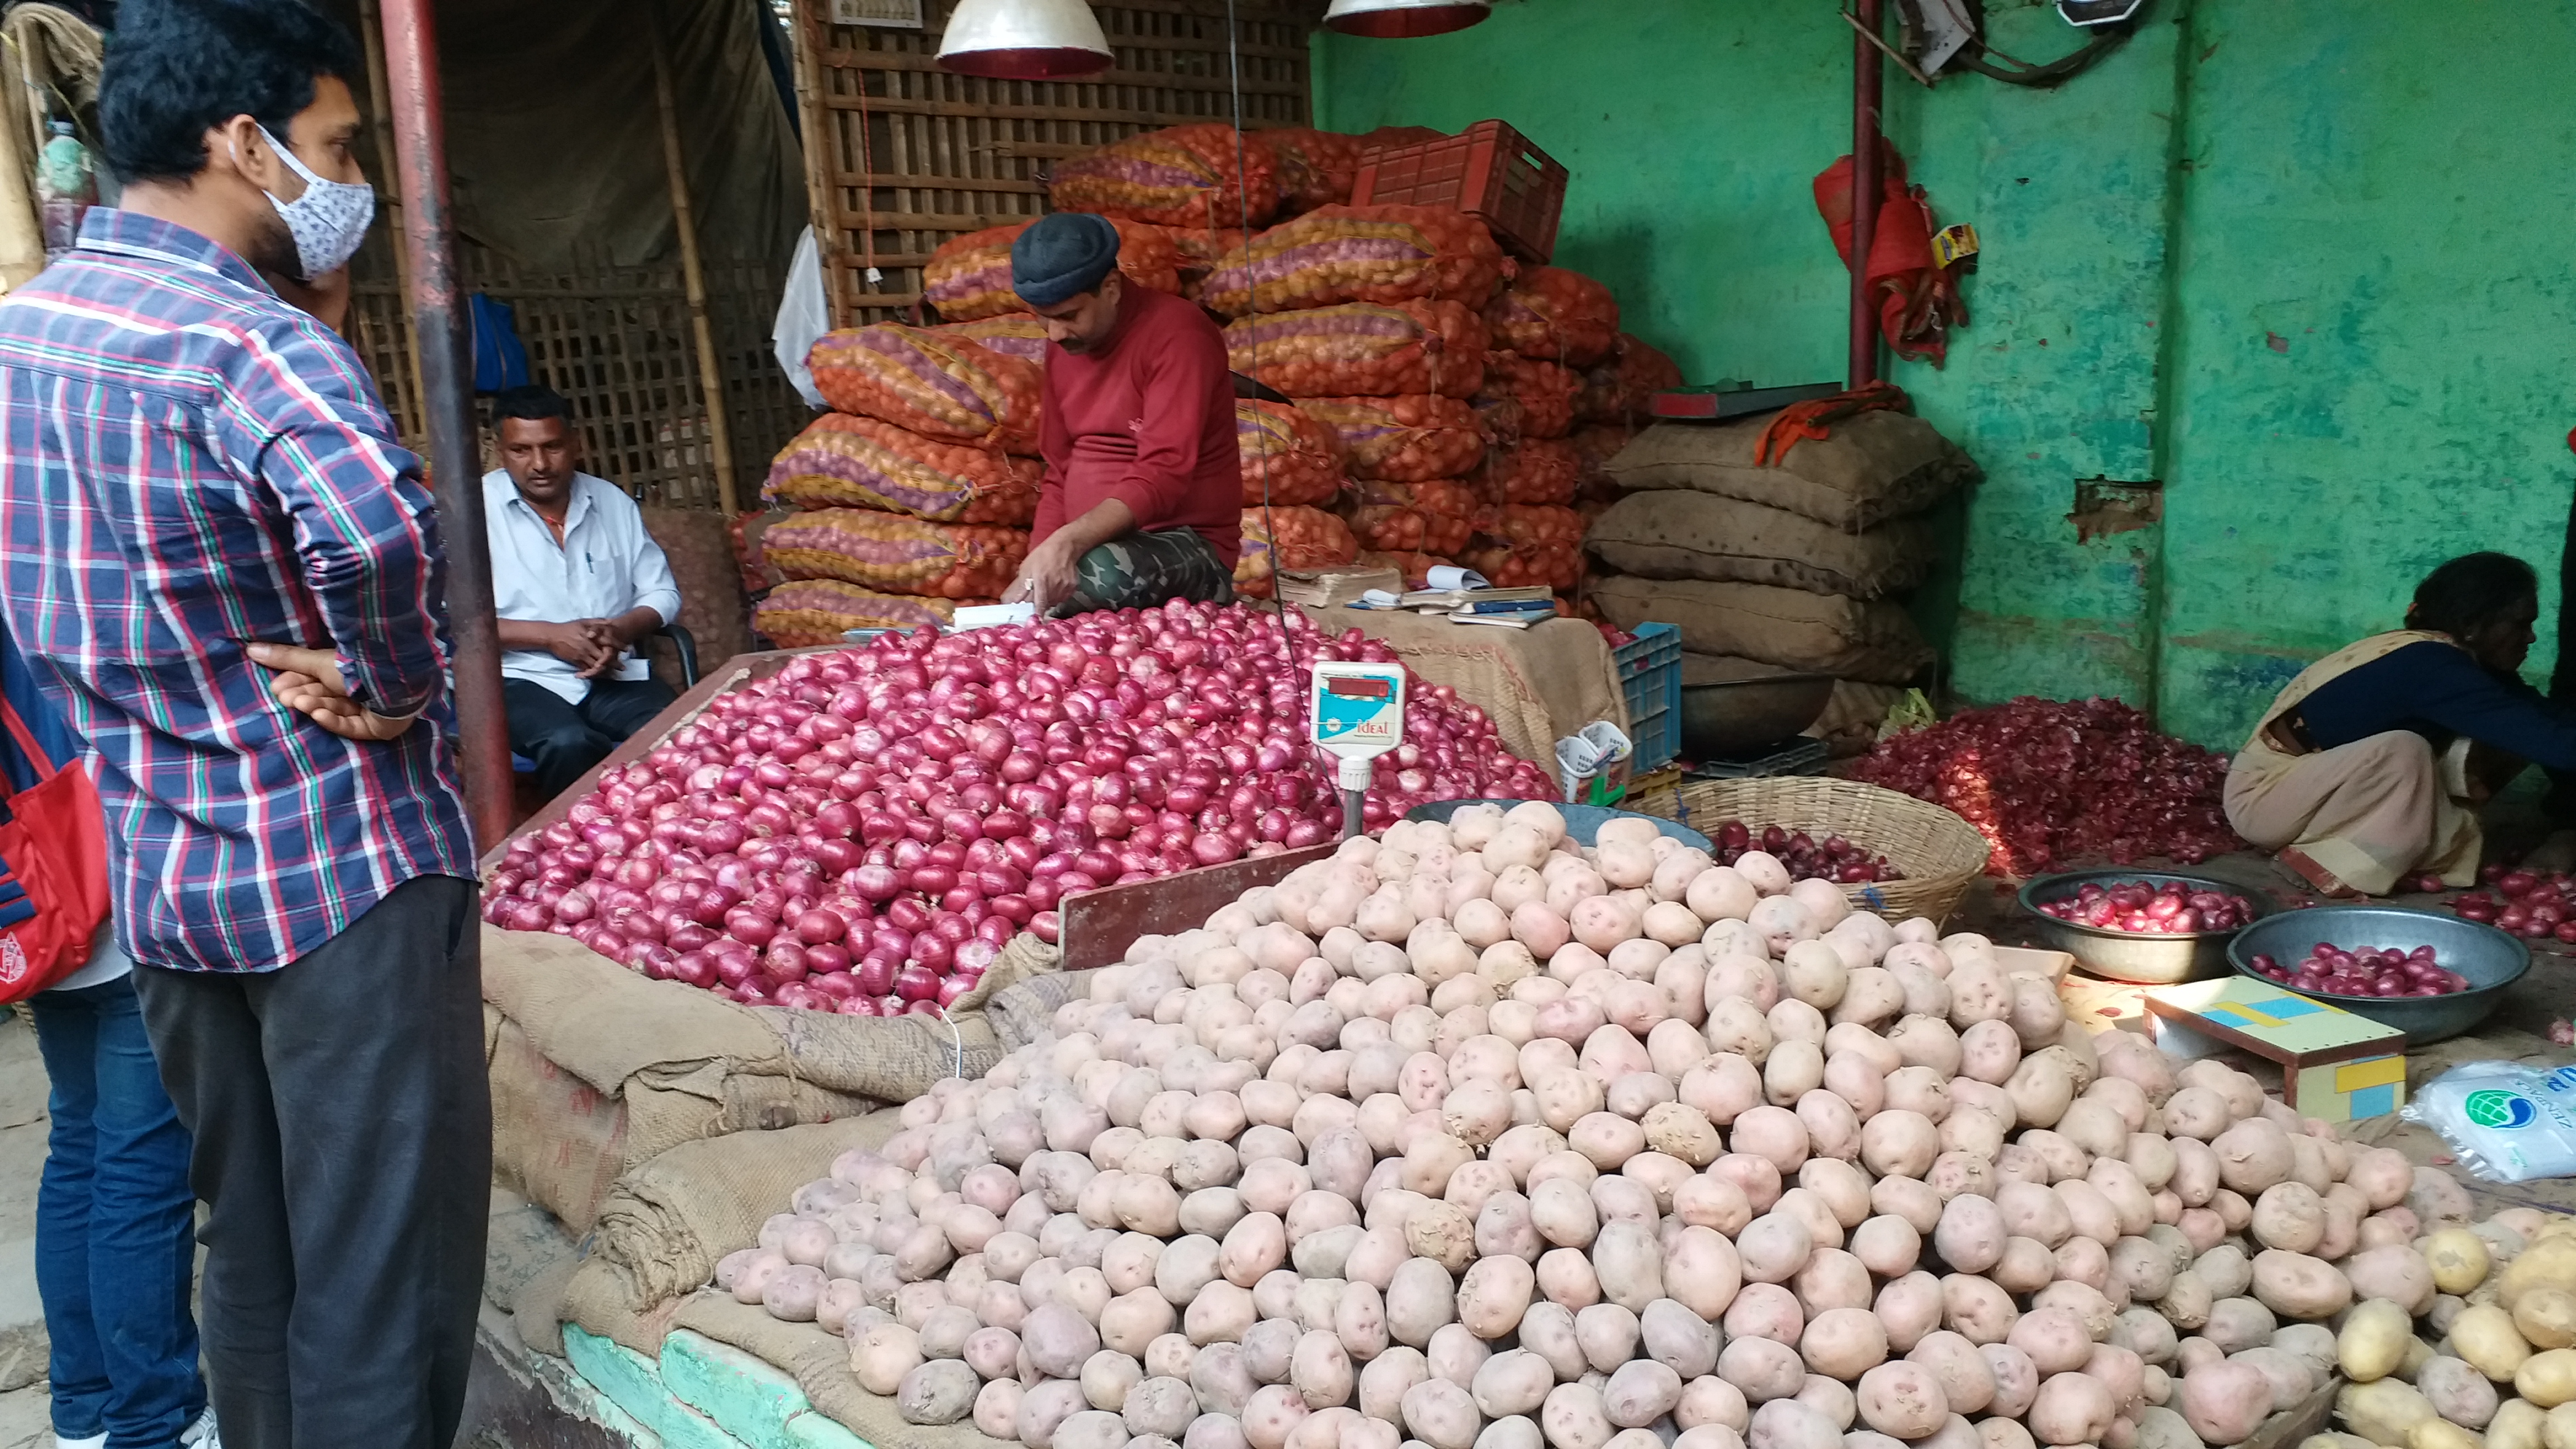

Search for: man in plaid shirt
xmin=0 ymin=2 xmax=486 ymax=1445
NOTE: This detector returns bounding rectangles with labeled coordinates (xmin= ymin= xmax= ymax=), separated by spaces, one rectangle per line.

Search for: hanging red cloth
xmin=1815 ymin=139 xmax=1968 ymax=366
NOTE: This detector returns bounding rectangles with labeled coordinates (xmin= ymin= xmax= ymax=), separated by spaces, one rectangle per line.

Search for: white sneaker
xmin=55 ymin=1433 xmax=108 ymax=1449
xmin=180 ymin=1407 xmax=221 ymax=1449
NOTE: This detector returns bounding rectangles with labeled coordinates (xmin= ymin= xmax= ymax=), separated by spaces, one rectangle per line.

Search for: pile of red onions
xmin=482 ymin=600 xmax=1555 ymax=1015
xmin=1851 ymin=696 xmax=2241 ymax=875
xmin=2247 ymin=943 xmax=2470 ymax=998
xmin=2442 ymin=866 xmax=2576 ymax=942
xmin=1710 ymin=821 xmax=1899 ymax=884
xmin=2036 ymin=878 xmax=2258 ymax=934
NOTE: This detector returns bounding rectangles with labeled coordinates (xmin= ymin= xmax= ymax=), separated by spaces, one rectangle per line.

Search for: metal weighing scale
xmin=1310 ymin=660 xmax=1407 ymax=839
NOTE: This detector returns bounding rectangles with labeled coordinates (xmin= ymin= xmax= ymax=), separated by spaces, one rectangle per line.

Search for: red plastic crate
xmin=1351 ymin=120 xmax=1568 ymax=264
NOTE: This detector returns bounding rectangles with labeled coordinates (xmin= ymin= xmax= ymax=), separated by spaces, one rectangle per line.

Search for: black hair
xmin=491 ymin=385 xmax=575 ymax=425
xmin=2407 ymin=552 xmax=2539 ymax=637
xmin=98 ymin=0 xmax=361 ymax=185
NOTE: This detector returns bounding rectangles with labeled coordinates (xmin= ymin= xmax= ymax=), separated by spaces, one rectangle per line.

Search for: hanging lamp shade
xmin=937 ymin=0 xmax=1114 ymax=78
xmin=1323 ymin=0 xmax=1491 ymax=39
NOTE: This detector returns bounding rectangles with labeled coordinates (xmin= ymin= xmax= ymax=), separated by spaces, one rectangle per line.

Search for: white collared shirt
xmin=484 ymin=469 xmax=683 ymax=703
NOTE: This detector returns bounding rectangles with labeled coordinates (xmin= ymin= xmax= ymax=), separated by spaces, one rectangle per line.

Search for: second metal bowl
xmin=2018 ymin=868 xmax=2277 ymax=984
xmin=2227 ymin=905 xmax=2529 ymax=1043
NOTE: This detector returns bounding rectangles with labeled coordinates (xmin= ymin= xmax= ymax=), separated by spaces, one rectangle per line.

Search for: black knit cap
xmin=1011 ymin=213 xmax=1122 ymax=308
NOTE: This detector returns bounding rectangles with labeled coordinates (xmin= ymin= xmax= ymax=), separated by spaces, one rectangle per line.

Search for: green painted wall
xmin=1316 ymin=0 xmax=2576 ymax=748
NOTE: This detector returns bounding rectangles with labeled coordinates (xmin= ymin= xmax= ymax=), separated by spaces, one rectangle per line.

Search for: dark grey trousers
xmin=131 ymin=874 xmax=489 ymax=1449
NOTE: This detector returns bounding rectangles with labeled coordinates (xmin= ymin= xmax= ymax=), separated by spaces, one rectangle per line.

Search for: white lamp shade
xmin=1323 ymin=0 xmax=1491 ymax=39
xmin=938 ymin=0 xmax=1114 ymax=79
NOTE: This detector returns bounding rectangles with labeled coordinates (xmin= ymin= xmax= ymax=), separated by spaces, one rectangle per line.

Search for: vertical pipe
xmin=790 ymin=0 xmax=847 ymax=330
xmin=358 ymin=0 xmax=430 ymax=443
xmin=1848 ymin=0 xmax=1884 ymax=390
xmin=381 ymin=0 xmax=513 ymax=851
xmin=650 ymin=10 xmax=741 ymax=515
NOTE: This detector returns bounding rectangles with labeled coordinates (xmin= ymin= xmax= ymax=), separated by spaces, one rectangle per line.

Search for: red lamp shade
xmin=937 ymin=0 xmax=1114 ymax=79
xmin=1323 ymin=0 xmax=1492 ymax=39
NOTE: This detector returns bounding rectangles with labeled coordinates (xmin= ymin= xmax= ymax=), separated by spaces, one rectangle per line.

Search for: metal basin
xmin=2227 ymin=905 xmax=2529 ymax=1044
xmin=1407 ymin=798 xmax=1712 ymax=851
xmin=2018 ymin=869 xmax=2277 ymax=984
xmin=1680 ymin=675 xmax=1836 ymax=758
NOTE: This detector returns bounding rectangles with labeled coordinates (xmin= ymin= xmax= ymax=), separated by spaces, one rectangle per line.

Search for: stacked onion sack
xmin=480 ymin=603 xmax=1556 ymax=1014
xmin=703 ymin=798 xmax=2525 ymax=1449
xmin=1587 ymin=401 xmax=1980 ymax=744
xmin=757 ymin=324 xmax=1049 ymax=643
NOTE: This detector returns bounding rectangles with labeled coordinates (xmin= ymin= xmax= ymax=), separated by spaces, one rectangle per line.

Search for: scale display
xmin=1309 ymin=661 xmax=1407 ymax=793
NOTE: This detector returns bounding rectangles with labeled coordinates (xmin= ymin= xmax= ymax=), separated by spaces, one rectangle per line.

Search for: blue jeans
xmin=30 ymin=972 xmax=206 ymax=1448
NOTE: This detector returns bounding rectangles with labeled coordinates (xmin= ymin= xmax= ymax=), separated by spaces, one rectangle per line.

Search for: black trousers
xmin=504 ymin=676 xmax=677 ymax=800
xmin=131 ymin=875 xmax=488 ymax=1449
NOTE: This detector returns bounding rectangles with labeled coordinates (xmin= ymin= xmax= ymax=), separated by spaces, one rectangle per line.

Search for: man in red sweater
xmin=1004 ymin=213 xmax=1242 ymax=614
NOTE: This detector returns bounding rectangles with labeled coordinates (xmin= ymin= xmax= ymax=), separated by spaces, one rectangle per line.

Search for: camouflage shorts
xmin=1055 ymin=528 xmax=1237 ymax=615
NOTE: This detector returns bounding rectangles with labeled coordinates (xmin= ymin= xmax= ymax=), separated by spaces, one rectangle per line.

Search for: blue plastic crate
xmin=1612 ymin=623 xmax=1682 ymax=771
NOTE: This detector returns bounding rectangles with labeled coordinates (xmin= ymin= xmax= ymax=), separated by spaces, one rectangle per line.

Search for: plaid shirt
xmin=0 ymin=210 xmax=476 ymax=973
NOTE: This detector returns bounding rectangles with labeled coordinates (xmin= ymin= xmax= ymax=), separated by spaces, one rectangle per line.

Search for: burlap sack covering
xmin=641 ymin=505 xmax=756 ymax=680
xmin=1585 ymin=492 xmax=1935 ymax=599
xmin=1301 ymin=605 xmax=1627 ymax=763
xmin=675 ymin=1294 xmax=1018 ymax=1449
xmin=484 ymin=926 xmax=1062 ymax=1230
xmin=1594 ymin=577 xmax=1933 ymax=686
xmin=1601 ymin=411 xmax=1979 ymax=530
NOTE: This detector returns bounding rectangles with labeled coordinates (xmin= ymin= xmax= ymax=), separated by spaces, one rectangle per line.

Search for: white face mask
xmin=238 ymin=124 xmax=374 ymax=280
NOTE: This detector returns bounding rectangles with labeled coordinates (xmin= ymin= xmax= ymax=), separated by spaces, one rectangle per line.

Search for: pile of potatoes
xmin=704 ymin=801 xmax=2535 ymax=1449
xmin=2323 ymin=1215 xmax=2576 ymax=1449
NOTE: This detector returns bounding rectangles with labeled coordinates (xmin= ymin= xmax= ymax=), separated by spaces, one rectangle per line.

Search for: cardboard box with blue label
xmin=2139 ymin=977 xmax=2408 ymax=1124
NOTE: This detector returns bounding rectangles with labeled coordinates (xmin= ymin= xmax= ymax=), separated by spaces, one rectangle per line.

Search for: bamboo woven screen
xmin=792 ymin=0 xmax=1314 ymax=327
xmin=349 ymin=236 xmax=807 ymax=512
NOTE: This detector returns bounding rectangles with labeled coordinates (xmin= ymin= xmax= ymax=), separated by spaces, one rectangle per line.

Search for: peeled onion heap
xmin=717 ymin=802 xmax=2554 ymax=1449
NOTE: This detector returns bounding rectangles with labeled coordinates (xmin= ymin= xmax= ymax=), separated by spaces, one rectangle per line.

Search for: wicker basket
xmin=1646 ymin=776 xmax=1991 ymax=925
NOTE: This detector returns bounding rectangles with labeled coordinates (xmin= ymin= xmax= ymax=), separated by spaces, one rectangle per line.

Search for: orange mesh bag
xmin=1483 ymin=266 xmax=1621 ymax=367
xmin=764 ymin=414 xmax=1042 ymax=525
xmin=1263 ymin=128 xmax=1366 ymax=215
xmin=1159 ymin=226 xmax=1253 ymax=300
xmin=1298 ymin=395 xmax=1486 ymax=482
xmin=1460 ymin=542 xmax=1583 ymax=593
xmin=1354 ymin=548 xmax=1448 ymax=590
xmin=1481 ymin=439 xmax=1580 ymax=505
xmin=1049 ymin=124 xmax=1280 ymax=229
xmin=1235 ymin=505 xmax=1359 ymax=598
xmin=759 ymin=510 xmax=1029 ymax=599
xmin=807 ymin=325 xmax=1044 ymax=453
xmin=931 ymin=314 xmax=1050 ymax=367
xmin=1237 ymin=400 xmax=1345 ymax=507
xmin=753 ymin=582 xmax=971 ymax=647
xmin=1224 ymin=300 xmax=1486 ymax=399
xmin=1575 ymin=334 xmax=1683 ymax=425
xmin=1353 ymin=479 xmax=1476 ymax=556
xmin=923 ymin=220 xmax=1181 ymax=323
xmin=1199 ymin=205 xmax=1508 ymax=319
xmin=1568 ymin=425 xmax=1633 ymax=486
xmin=1476 ymin=352 xmax=1581 ymax=441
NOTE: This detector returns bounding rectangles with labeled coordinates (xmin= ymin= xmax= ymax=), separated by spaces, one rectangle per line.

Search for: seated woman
xmin=2227 ymin=552 xmax=2576 ymax=897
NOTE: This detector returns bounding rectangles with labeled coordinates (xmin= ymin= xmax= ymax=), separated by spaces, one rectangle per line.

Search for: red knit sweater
xmin=1031 ymin=287 xmax=1242 ymax=569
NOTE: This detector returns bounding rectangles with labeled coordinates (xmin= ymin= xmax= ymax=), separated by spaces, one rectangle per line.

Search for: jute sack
xmin=1586 ymin=492 xmax=1935 ymax=599
xmin=1593 ymin=576 xmax=1932 ymax=685
xmin=1602 ymin=411 xmax=1978 ymax=529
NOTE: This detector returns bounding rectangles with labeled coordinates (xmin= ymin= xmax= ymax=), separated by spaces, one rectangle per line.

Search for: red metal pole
xmin=380 ymin=0 xmax=513 ymax=852
xmin=1849 ymin=0 xmax=1884 ymax=390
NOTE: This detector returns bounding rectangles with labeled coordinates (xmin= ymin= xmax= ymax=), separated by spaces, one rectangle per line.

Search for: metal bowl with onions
xmin=2017 ymin=869 xmax=2277 ymax=984
xmin=2226 ymin=905 xmax=2528 ymax=1043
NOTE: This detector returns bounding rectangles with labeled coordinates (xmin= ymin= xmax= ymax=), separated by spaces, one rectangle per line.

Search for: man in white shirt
xmin=485 ymin=385 xmax=684 ymax=799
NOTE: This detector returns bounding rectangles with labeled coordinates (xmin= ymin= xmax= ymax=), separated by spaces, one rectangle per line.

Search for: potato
xmin=2417 ymin=1356 xmax=2498 ymax=1429
xmin=2342 ymin=1299 xmax=2416 ymax=1382
xmin=2180 ymin=1360 xmax=2273 ymax=1446
xmin=2490 ymin=1400 xmax=2547 ymax=1449
xmin=1801 ymin=1307 xmax=1889 ymax=1380
xmin=2340 ymin=1379 xmax=2438 ymax=1448
xmin=2341 ymin=1246 xmax=2433 ymax=1317
xmin=1605 ymin=1360 xmax=1684 ymax=1428
xmin=1940 ymin=1275 xmax=2018 ymax=1346
xmin=2007 ymin=1307 xmax=2094 ymax=1376
xmin=1748 ymin=1399 xmax=1840 ymax=1449
xmin=853 ymin=1320 xmax=925 ymax=1395
xmin=1667 ymin=1225 xmax=1745 ymax=1321
xmin=1719 ymin=1336 xmax=1807 ymax=1404
xmin=2252 ymin=1182 xmax=2327 ymax=1254
xmin=1542 ymin=1382 xmax=1615 ymax=1449
xmin=1475 ymin=1351 xmax=1558 ymax=1419
xmin=1854 ymin=1361 xmax=1948 ymax=1439
xmin=2519 ymin=1349 xmax=2576 ymax=1409
xmin=2252 ymin=1249 xmax=2353 ymax=1320
xmin=2029 ymin=1373 xmax=2117 ymax=1448
xmin=2521 ymin=1290 xmax=2576 ymax=1352
xmin=1878 ymin=1273 xmax=1945 ymax=1355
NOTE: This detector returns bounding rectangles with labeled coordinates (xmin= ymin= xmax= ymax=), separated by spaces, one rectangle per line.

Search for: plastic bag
xmin=2402 ymin=1062 xmax=2576 ymax=1182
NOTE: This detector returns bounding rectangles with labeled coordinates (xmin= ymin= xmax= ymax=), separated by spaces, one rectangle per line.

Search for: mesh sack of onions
xmin=1299 ymin=395 xmax=1487 ymax=482
xmin=1485 ymin=501 xmax=1585 ymax=553
xmin=808 ymin=326 xmax=1044 ymax=454
xmin=480 ymin=603 xmax=1555 ymax=1012
xmin=1852 ymin=695 xmax=2243 ymax=874
xmin=1199 ymin=205 xmax=1507 ymax=319
xmin=1460 ymin=538 xmax=1581 ymax=591
xmin=1237 ymin=400 xmax=1346 ymax=508
xmin=1354 ymin=479 xmax=1478 ymax=556
xmin=1575 ymin=333 xmax=1684 ymax=426
xmin=1480 ymin=438 xmax=1580 ymax=505
xmin=1263 ymin=127 xmax=1366 ymax=214
xmin=1476 ymin=352 xmax=1581 ymax=442
xmin=932 ymin=315 xmax=1050 ymax=368
xmin=1048 ymin=124 xmax=1281 ymax=230
xmin=1355 ymin=548 xmax=1447 ymax=590
xmin=753 ymin=580 xmax=970 ymax=647
xmin=1224 ymin=300 xmax=1488 ymax=400
xmin=765 ymin=414 xmax=1043 ymax=525
xmin=1161 ymin=227 xmax=1254 ymax=300
xmin=1235 ymin=506 xmax=1360 ymax=598
xmin=925 ymin=220 xmax=1182 ymax=324
xmin=1483 ymin=264 xmax=1621 ymax=367
xmin=1568 ymin=424 xmax=1634 ymax=486
xmin=761 ymin=510 xmax=1030 ymax=600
